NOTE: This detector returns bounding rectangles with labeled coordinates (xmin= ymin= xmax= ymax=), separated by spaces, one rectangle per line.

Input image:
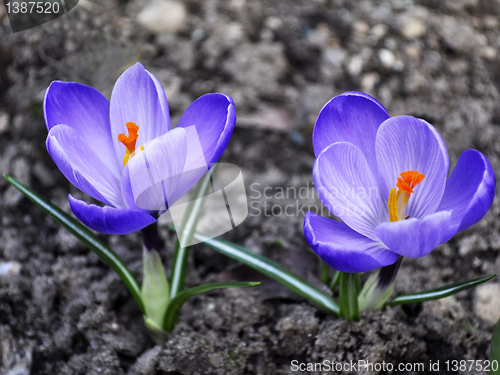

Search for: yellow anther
xmin=388 ymin=188 xmax=399 ymax=222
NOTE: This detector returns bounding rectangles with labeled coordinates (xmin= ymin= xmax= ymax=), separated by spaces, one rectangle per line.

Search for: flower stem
xmin=169 ymin=169 xmax=214 ymax=300
xmin=339 ymin=272 xmax=360 ymax=321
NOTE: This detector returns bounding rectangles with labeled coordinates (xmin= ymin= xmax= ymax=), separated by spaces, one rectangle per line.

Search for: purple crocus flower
xmin=44 ymin=62 xmax=235 ymax=235
xmin=304 ymin=92 xmax=495 ymax=273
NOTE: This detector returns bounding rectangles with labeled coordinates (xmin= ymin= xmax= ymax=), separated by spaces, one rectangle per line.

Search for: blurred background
xmin=1 ymin=0 xmax=500 ymax=374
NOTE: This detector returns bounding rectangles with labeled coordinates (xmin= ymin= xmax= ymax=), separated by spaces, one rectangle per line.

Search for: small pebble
xmin=0 ymin=261 xmax=22 ymax=276
xmin=402 ymin=19 xmax=426 ymax=39
xmin=361 ymin=72 xmax=380 ymax=91
xmin=0 ymin=112 xmax=8 ymax=134
xmin=352 ymin=20 xmax=369 ymax=35
xmin=474 ymin=283 xmax=500 ymax=326
xmin=371 ymin=23 xmax=388 ymax=39
xmin=379 ymin=49 xmax=395 ymax=68
xmin=137 ymin=1 xmax=187 ymax=33
xmin=347 ymin=55 xmax=364 ymax=76
xmin=481 ymin=46 xmax=497 ymax=61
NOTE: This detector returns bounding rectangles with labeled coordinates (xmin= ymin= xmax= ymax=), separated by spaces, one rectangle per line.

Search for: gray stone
xmin=322 ymin=47 xmax=347 ymax=68
xmin=1 ymin=326 xmax=32 ymax=375
xmin=437 ymin=16 xmax=484 ymax=53
xmin=32 ymin=161 xmax=55 ymax=187
xmin=458 ymin=234 xmax=489 ymax=256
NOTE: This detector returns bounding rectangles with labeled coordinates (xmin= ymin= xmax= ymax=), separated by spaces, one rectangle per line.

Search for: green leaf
xmin=321 ymin=261 xmax=328 ymax=284
xmin=388 ymin=273 xmax=497 ymax=306
xmin=179 ymin=231 xmax=340 ymax=316
xmin=163 ymin=281 xmax=260 ymax=332
xmin=4 ymin=174 xmax=145 ymax=314
xmin=141 ymin=248 xmax=170 ymax=329
xmin=329 ymin=270 xmax=340 ymax=291
xmin=338 ymin=272 xmax=359 ymax=321
xmin=491 ymin=318 xmax=500 ymax=370
xmin=170 ymin=169 xmax=214 ymax=300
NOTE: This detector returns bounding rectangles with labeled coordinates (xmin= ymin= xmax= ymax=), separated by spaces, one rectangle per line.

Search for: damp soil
xmin=1 ymin=0 xmax=500 ymax=374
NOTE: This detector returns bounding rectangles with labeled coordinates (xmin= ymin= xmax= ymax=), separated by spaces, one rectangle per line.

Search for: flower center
xmin=118 ymin=122 xmax=144 ymax=167
xmin=388 ymin=170 xmax=425 ymax=222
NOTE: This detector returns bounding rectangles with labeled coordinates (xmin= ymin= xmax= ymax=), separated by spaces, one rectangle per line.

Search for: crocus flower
xmin=44 ymin=62 xmax=236 ymax=234
xmin=304 ymin=92 xmax=495 ymax=273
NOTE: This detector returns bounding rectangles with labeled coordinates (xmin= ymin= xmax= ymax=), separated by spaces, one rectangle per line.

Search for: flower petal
xmin=176 ymin=93 xmax=236 ymax=166
xmin=313 ymin=142 xmax=388 ymax=241
xmin=304 ymin=212 xmax=398 ymax=273
xmin=374 ymin=210 xmax=451 ymax=258
xmin=47 ymin=125 xmax=124 ymax=207
xmin=313 ymin=91 xmax=390 ymax=180
xmin=375 ymin=116 xmax=449 ymax=218
xmin=43 ymin=81 xmax=120 ymax=174
xmin=165 ymin=125 xmax=209 ymax=205
xmin=110 ymin=62 xmax=170 ymax=163
xmin=121 ymin=128 xmax=187 ymax=212
xmin=437 ymin=149 xmax=496 ymax=241
xmin=68 ymin=195 xmax=156 ymax=235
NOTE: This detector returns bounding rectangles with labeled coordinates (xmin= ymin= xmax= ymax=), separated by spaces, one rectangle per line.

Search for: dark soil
xmin=1 ymin=0 xmax=500 ymax=374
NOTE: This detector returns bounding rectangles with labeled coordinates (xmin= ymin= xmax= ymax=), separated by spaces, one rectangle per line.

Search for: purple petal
xmin=374 ymin=210 xmax=451 ymax=258
xmin=166 ymin=125 xmax=209 ymax=205
xmin=47 ymin=125 xmax=124 ymax=207
xmin=313 ymin=92 xmax=390 ymax=182
xmin=437 ymin=149 xmax=496 ymax=241
xmin=110 ymin=62 xmax=170 ymax=163
xmin=304 ymin=212 xmax=399 ymax=273
xmin=313 ymin=142 xmax=388 ymax=241
xmin=375 ymin=116 xmax=449 ymax=218
xmin=69 ymin=195 xmax=156 ymax=235
xmin=43 ymin=81 xmax=120 ymax=173
xmin=121 ymin=128 xmax=187 ymax=212
xmin=176 ymin=93 xmax=236 ymax=167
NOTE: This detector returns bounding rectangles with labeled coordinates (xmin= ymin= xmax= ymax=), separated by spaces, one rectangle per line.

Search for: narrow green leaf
xmin=170 ymin=169 xmax=213 ymax=300
xmin=164 ymin=281 xmax=260 ymax=332
xmin=329 ymin=270 xmax=340 ymax=291
xmin=179 ymin=230 xmax=340 ymax=316
xmin=4 ymin=174 xmax=145 ymax=314
xmin=490 ymin=318 xmax=500 ymax=370
xmin=388 ymin=274 xmax=497 ymax=306
xmin=321 ymin=261 xmax=328 ymax=284
xmin=339 ymin=272 xmax=359 ymax=321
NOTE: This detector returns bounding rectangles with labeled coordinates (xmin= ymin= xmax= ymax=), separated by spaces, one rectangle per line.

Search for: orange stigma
xmin=118 ymin=122 xmax=143 ymax=167
xmin=118 ymin=122 xmax=139 ymax=154
xmin=388 ymin=170 xmax=425 ymax=222
xmin=396 ymin=170 xmax=425 ymax=194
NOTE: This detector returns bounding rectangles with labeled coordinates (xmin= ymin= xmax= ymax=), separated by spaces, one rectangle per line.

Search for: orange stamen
xmin=396 ymin=170 xmax=425 ymax=194
xmin=388 ymin=170 xmax=425 ymax=221
xmin=118 ymin=122 xmax=139 ymax=154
